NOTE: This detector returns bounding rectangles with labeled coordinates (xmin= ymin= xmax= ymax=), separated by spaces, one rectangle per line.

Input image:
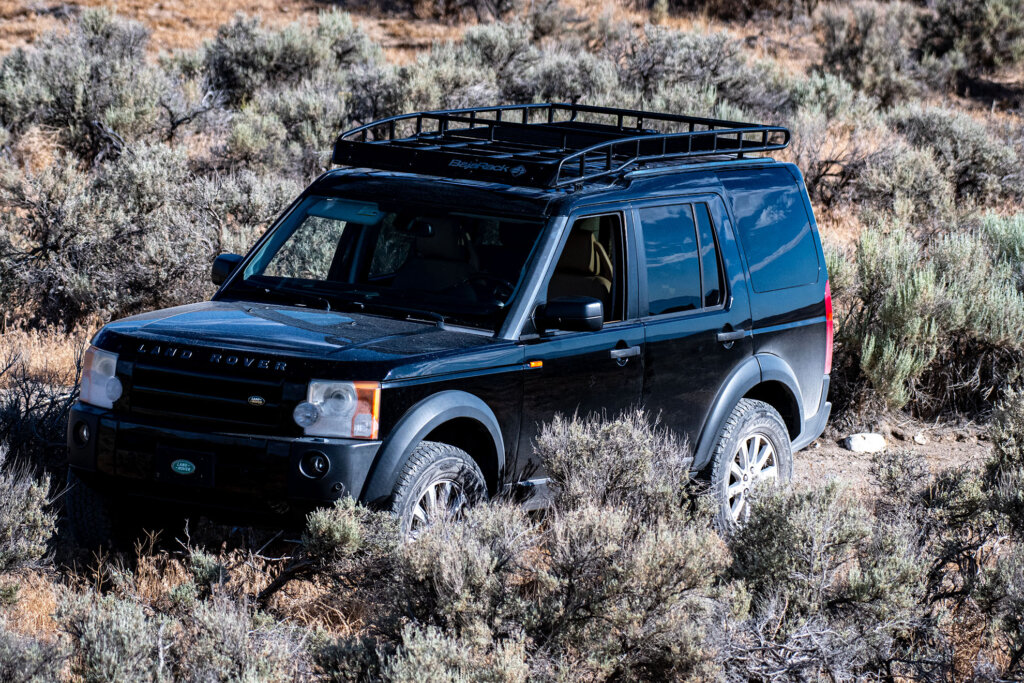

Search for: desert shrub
xmin=656 ymin=0 xmax=818 ymax=20
xmin=922 ymin=0 xmax=1024 ymax=72
xmin=0 ymin=143 xmax=296 ymax=328
xmin=889 ymin=105 xmax=1018 ymax=202
xmin=534 ymin=410 xmax=693 ymax=522
xmin=853 ymin=142 xmax=954 ymax=221
xmin=613 ymin=26 xmax=790 ymax=117
xmin=204 ymin=12 xmax=379 ymax=106
xmin=401 ymin=42 xmax=500 ymax=112
xmin=831 ymin=215 xmax=1024 ymax=414
xmin=976 ymin=547 xmax=1024 ymax=673
xmin=725 ymin=481 xmax=937 ymax=677
xmin=302 ymin=497 xmax=398 ymax=565
xmin=842 ymin=226 xmax=943 ymax=409
xmin=784 ymin=105 xmax=883 ymax=207
xmin=381 ymin=624 xmax=528 ymax=683
xmin=730 ymin=482 xmax=870 ymax=612
xmin=0 ymin=621 xmax=66 ymax=683
xmin=175 ymin=597 xmax=311 ymax=681
xmin=59 ymin=591 xmax=171 ymax=682
xmin=507 ymin=46 xmax=618 ymax=104
xmin=817 ymin=2 xmax=955 ymax=105
xmin=0 ymin=444 xmax=56 ymax=573
xmin=461 ymin=21 xmax=536 ymax=79
xmin=417 ymin=0 xmax=527 ymax=23
xmin=0 ymin=9 xmax=168 ymax=163
xmin=0 ymin=353 xmax=79 ymax=470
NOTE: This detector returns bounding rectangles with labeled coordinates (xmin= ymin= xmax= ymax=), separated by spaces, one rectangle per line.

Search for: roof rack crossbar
xmin=332 ymin=103 xmax=790 ymax=188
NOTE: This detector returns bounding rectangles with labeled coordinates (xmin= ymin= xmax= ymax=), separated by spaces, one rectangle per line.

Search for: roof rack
xmin=332 ymin=103 xmax=789 ymax=189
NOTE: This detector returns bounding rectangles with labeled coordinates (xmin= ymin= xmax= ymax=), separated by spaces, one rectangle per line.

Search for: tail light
xmin=824 ymin=280 xmax=834 ymax=375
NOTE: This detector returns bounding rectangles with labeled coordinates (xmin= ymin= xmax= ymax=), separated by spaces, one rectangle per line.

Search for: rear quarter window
xmin=721 ymin=166 xmax=820 ymax=292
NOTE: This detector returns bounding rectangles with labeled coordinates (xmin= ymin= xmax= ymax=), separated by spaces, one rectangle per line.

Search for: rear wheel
xmin=390 ymin=441 xmax=487 ymax=539
xmin=710 ymin=399 xmax=793 ymax=528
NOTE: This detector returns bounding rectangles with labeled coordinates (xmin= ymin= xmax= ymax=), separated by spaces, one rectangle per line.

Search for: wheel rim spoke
xmin=727 ymin=481 xmax=745 ymax=498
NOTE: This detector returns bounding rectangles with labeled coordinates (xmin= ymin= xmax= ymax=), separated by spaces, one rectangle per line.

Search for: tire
xmin=64 ymin=470 xmax=116 ymax=550
xmin=710 ymin=399 xmax=793 ymax=528
xmin=390 ymin=441 xmax=487 ymax=539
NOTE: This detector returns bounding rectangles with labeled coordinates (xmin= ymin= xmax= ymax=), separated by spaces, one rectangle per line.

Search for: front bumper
xmin=67 ymin=402 xmax=381 ymax=522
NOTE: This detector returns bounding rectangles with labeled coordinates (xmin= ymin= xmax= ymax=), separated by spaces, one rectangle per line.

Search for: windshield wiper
xmin=358 ymin=300 xmax=446 ymax=326
xmin=260 ymin=283 xmax=333 ymax=311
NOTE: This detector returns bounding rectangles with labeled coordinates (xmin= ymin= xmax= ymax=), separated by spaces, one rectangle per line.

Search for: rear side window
xmin=638 ymin=204 xmax=708 ymax=316
xmin=694 ymin=203 xmax=723 ymax=307
xmin=723 ymin=167 xmax=819 ymax=292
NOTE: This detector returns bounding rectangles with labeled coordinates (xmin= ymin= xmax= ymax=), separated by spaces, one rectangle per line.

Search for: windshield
xmin=226 ymin=195 xmax=545 ymax=329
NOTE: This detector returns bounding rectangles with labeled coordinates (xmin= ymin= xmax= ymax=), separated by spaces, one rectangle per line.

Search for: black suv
xmin=66 ymin=104 xmax=832 ymax=542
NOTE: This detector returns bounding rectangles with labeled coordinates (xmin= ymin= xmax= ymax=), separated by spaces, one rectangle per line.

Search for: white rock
xmin=913 ymin=433 xmax=928 ymax=445
xmin=843 ymin=432 xmax=887 ymax=453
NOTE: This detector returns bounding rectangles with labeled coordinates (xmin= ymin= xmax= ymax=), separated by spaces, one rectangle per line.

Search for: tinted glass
xmin=235 ymin=196 xmax=544 ymax=329
xmin=694 ymin=203 xmax=723 ymax=307
xmin=639 ymin=204 xmax=701 ymax=316
xmin=722 ymin=167 xmax=819 ymax=292
xmin=548 ymin=214 xmax=624 ymax=322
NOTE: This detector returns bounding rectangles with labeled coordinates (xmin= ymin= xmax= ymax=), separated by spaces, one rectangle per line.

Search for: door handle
xmin=610 ymin=345 xmax=641 ymax=360
xmin=716 ymin=329 xmax=747 ymax=343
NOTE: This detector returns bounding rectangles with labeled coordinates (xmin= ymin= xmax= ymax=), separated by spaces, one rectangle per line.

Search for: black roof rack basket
xmin=332 ymin=103 xmax=789 ymax=189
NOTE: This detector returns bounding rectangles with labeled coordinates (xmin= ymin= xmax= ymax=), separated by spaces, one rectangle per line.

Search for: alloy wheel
xmin=726 ymin=433 xmax=778 ymax=523
xmin=409 ymin=478 xmax=467 ymax=537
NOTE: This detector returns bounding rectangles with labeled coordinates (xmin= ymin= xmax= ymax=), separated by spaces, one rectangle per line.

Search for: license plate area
xmin=152 ymin=445 xmax=215 ymax=487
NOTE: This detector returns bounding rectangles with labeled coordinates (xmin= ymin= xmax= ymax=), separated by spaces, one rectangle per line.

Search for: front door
xmin=515 ymin=210 xmax=644 ymax=488
xmin=635 ymin=196 xmax=753 ymax=449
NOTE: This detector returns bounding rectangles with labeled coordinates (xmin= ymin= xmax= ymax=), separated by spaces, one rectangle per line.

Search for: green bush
xmin=818 ymin=2 xmax=923 ymax=105
xmin=615 ymin=26 xmax=790 ymax=117
xmin=204 ymin=12 xmax=379 ymax=106
xmin=0 ymin=621 xmax=65 ymax=683
xmin=0 ymin=443 xmax=55 ymax=572
xmin=381 ymin=624 xmax=528 ymax=683
xmin=175 ymin=597 xmax=310 ymax=681
xmin=831 ymin=215 xmax=1024 ymax=413
xmin=922 ymin=0 xmax=1024 ymax=72
xmin=0 ymin=9 xmax=168 ymax=163
xmin=302 ymin=497 xmax=398 ymax=565
xmin=889 ymin=104 xmax=1018 ymax=202
xmin=853 ymin=143 xmax=954 ymax=221
xmin=533 ymin=410 xmax=693 ymax=522
xmin=58 ymin=591 xmax=170 ymax=682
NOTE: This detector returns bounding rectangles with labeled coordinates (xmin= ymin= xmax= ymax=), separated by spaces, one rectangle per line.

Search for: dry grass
xmin=2 ymin=570 xmax=60 ymax=639
xmin=0 ymin=328 xmax=89 ymax=387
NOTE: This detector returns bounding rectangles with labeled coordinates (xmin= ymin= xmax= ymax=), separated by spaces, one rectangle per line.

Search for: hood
xmin=98 ymin=300 xmax=499 ymax=370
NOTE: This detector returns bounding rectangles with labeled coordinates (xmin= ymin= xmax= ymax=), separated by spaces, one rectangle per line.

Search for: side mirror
xmin=211 ymin=253 xmax=243 ymax=286
xmin=536 ymin=296 xmax=604 ymax=333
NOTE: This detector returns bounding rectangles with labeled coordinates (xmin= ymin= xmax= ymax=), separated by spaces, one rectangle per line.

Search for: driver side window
xmin=547 ymin=214 xmax=625 ymax=322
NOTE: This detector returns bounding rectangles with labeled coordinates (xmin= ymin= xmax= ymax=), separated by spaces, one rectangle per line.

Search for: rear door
xmin=516 ymin=209 xmax=644 ymax=483
xmin=719 ymin=166 xmax=827 ymax=416
xmin=633 ymin=194 xmax=753 ymax=448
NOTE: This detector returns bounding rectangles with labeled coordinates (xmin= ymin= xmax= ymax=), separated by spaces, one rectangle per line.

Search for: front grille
xmin=125 ymin=361 xmax=290 ymax=434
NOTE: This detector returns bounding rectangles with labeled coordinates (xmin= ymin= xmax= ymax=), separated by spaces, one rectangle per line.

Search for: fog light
xmin=300 ymin=450 xmax=330 ymax=479
xmin=105 ymin=376 xmax=123 ymax=403
xmin=293 ymin=401 xmax=320 ymax=428
xmin=73 ymin=421 xmax=90 ymax=446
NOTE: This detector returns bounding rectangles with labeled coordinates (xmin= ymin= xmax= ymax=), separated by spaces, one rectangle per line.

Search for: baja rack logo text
xmin=135 ymin=343 xmax=286 ymax=371
xmin=449 ymin=159 xmax=528 ymax=177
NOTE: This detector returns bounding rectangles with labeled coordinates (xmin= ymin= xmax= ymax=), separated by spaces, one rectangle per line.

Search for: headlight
xmin=80 ymin=346 xmax=122 ymax=409
xmin=293 ymin=380 xmax=380 ymax=439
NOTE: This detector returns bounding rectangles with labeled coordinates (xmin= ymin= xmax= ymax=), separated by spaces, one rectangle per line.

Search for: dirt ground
xmin=797 ymin=424 xmax=991 ymax=496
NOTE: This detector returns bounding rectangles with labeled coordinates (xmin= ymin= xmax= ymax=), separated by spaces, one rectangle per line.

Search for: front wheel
xmin=710 ymin=399 xmax=793 ymax=528
xmin=390 ymin=441 xmax=487 ymax=539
